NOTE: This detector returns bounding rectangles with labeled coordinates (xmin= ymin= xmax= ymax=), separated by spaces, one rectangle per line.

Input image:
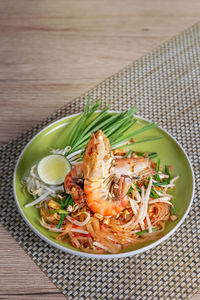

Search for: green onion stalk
xmin=64 ymin=96 xmax=162 ymax=161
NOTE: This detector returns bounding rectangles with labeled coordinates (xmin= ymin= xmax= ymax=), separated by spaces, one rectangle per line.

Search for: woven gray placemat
xmin=0 ymin=23 xmax=199 ymax=300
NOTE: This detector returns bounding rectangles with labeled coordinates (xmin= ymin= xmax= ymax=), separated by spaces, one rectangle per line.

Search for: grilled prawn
xmin=65 ymin=130 xmax=151 ymax=216
xmin=84 ymin=130 xmax=132 ymax=216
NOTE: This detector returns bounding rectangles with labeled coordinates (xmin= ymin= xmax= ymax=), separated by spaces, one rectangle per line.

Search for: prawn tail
xmin=64 ymin=163 xmax=87 ymax=204
xmin=66 ymin=183 xmax=87 ymax=204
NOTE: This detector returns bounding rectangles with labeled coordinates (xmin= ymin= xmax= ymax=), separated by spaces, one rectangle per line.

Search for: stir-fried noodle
xmin=23 ymin=130 xmax=179 ymax=254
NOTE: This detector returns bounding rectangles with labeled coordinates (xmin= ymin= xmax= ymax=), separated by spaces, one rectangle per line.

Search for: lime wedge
xmin=37 ymin=154 xmax=71 ymax=185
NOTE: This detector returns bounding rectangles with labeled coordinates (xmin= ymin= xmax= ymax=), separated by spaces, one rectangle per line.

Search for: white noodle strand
xmin=67 ymin=213 xmax=90 ymax=226
xmin=25 ymin=191 xmax=51 ymax=208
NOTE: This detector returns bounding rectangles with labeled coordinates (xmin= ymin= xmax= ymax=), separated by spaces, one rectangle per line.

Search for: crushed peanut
xmin=94 ymin=213 xmax=104 ymax=221
xmin=48 ymin=199 xmax=61 ymax=210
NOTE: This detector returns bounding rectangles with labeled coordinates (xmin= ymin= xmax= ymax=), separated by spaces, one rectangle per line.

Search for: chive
xmin=136 ymin=227 xmax=157 ymax=236
xmin=68 ymin=96 xmax=91 ymax=145
xmin=104 ymin=108 xmax=138 ymax=137
xmin=123 ymin=150 xmax=133 ymax=158
xmin=57 ymin=213 xmax=66 ymax=229
xmin=135 ymin=182 xmax=140 ymax=191
xmin=70 ymin=111 xmax=117 ymax=152
xmin=54 ymin=198 xmax=62 ymax=205
xmin=164 ymin=165 xmax=171 ymax=184
xmin=133 ymin=137 xmax=162 ymax=145
xmin=64 ymin=99 xmax=162 ymax=159
xmin=144 ymin=183 xmax=149 ymax=188
xmin=70 ymin=115 xmax=89 ymax=147
xmin=104 ymin=117 xmax=131 ymax=137
xmin=110 ymin=119 xmax=137 ymax=143
xmin=165 ymin=165 xmax=170 ymax=176
xmin=62 ymin=195 xmax=74 ymax=209
xmin=86 ymin=99 xmax=101 ymax=120
xmin=63 ymin=183 xmax=66 ymax=193
xmin=98 ymin=114 xmax=120 ymax=133
xmin=80 ymin=106 xmax=110 ymax=137
xmin=153 ymin=182 xmax=167 ymax=186
xmin=154 ymin=174 xmax=162 ymax=183
xmin=148 ymin=152 xmax=158 ymax=159
xmin=150 ymin=188 xmax=159 ymax=199
xmin=50 ymin=195 xmax=62 ymax=205
xmin=112 ymin=137 xmax=162 ymax=149
xmin=111 ymin=122 xmax=158 ymax=147
xmin=127 ymin=186 xmax=133 ymax=194
xmin=136 ymin=152 xmax=145 ymax=157
xmin=72 ymin=118 xmax=135 ymax=153
xmin=156 ymin=158 xmax=160 ymax=172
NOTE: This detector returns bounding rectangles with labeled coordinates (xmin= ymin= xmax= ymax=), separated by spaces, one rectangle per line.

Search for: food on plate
xmin=22 ymin=99 xmax=179 ymax=254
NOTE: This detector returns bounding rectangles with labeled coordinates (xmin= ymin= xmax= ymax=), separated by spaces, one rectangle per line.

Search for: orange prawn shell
xmin=83 ymin=131 xmax=132 ymax=216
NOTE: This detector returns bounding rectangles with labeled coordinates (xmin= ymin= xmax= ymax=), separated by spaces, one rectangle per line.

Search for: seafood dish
xmin=23 ymin=114 xmax=179 ymax=254
xmin=22 ymin=100 xmax=179 ymax=254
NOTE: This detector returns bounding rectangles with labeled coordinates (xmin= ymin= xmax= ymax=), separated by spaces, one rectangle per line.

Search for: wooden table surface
xmin=0 ymin=0 xmax=199 ymax=299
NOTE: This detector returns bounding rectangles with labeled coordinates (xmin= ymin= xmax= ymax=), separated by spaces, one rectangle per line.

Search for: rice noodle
xmin=140 ymin=177 xmax=152 ymax=222
xmin=67 ymin=212 xmax=90 ymax=226
xmin=149 ymin=199 xmax=173 ymax=206
xmin=154 ymin=189 xmax=173 ymax=198
xmin=129 ymin=198 xmax=138 ymax=215
xmin=93 ymin=241 xmax=113 ymax=253
xmin=50 ymin=145 xmax=71 ymax=156
xmin=146 ymin=213 xmax=152 ymax=233
xmin=66 ymin=149 xmax=82 ymax=160
xmin=170 ymin=176 xmax=180 ymax=184
xmin=24 ymin=148 xmax=178 ymax=254
xmin=40 ymin=218 xmax=64 ymax=232
xmin=25 ymin=191 xmax=51 ymax=208
xmin=134 ymin=190 xmax=141 ymax=202
xmin=158 ymin=172 xmax=169 ymax=179
xmin=71 ymin=229 xmax=89 ymax=235
xmin=139 ymin=220 xmax=145 ymax=230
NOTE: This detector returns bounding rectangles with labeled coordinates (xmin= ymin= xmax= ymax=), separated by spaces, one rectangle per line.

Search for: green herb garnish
xmin=150 ymin=188 xmax=159 ymax=199
xmin=156 ymin=158 xmax=160 ymax=172
xmin=154 ymin=173 xmax=162 ymax=183
xmin=148 ymin=152 xmax=158 ymax=159
xmin=136 ymin=227 xmax=157 ymax=236
xmin=136 ymin=152 xmax=145 ymax=157
xmin=55 ymin=194 xmax=75 ymax=228
xmin=123 ymin=150 xmax=133 ymax=158
xmin=135 ymin=182 xmax=141 ymax=192
xmin=153 ymin=182 xmax=167 ymax=187
xmin=127 ymin=186 xmax=133 ymax=194
xmin=57 ymin=214 xmax=66 ymax=229
xmin=170 ymin=199 xmax=174 ymax=215
xmin=164 ymin=165 xmax=171 ymax=184
xmin=63 ymin=97 xmax=161 ymax=159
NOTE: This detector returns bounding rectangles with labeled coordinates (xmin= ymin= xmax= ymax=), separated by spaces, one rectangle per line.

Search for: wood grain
xmin=0 ymin=0 xmax=199 ymax=298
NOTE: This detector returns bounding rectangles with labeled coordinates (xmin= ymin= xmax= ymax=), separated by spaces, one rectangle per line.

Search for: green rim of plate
xmin=13 ymin=112 xmax=195 ymax=259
